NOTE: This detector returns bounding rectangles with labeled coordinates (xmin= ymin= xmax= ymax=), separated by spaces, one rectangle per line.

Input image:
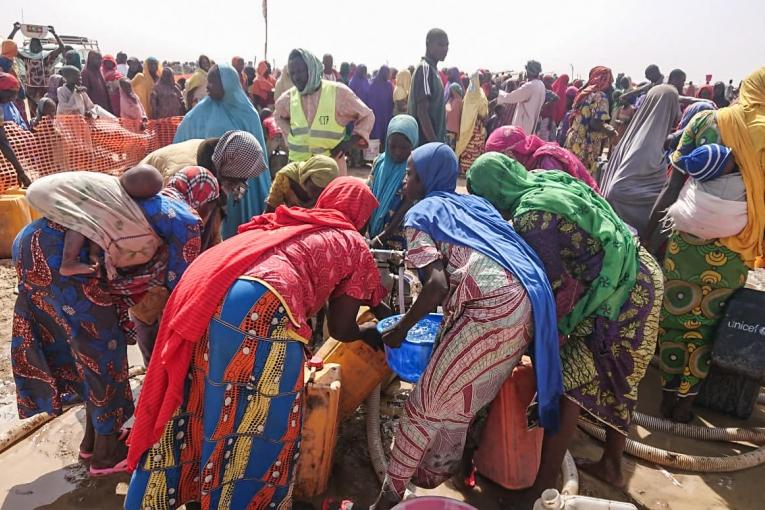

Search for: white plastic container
xmin=533 ymin=489 xmax=637 ymax=510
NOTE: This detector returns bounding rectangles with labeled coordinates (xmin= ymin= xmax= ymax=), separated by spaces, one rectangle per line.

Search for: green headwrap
xmin=466 ymin=152 xmax=639 ymax=334
xmin=290 ymin=48 xmax=323 ymax=95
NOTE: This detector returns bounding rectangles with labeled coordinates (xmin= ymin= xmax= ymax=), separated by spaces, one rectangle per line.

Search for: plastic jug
xmin=392 ymin=496 xmax=478 ymax=509
xmin=0 ymin=189 xmax=33 ymax=258
xmin=533 ymin=489 xmax=637 ymax=510
xmin=315 ymin=307 xmax=391 ymax=418
xmin=473 ymin=356 xmax=543 ymax=489
xmin=293 ymin=358 xmax=341 ymax=499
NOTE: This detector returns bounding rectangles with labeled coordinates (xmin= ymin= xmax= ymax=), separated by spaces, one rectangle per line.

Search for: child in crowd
xmin=30 ymin=97 xmax=56 ymax=130
xmin=260 ymin=108 xmax=288 ymax=176
xmin=119 ymin=77 xmax=148 ymax=129
xmin=56 ymin=65 xmax=95 ymax=116
xmin=60 ymin=165 xmax=164 ymax=276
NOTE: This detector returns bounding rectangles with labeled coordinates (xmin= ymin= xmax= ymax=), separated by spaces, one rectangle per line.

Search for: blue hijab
xmin=173 ymin=63 xmax=271 ymax=238
xmin=368 ymin=115 xmax=419 ymax=238
xmin=404 ymin=142 xmax=562 ymax=431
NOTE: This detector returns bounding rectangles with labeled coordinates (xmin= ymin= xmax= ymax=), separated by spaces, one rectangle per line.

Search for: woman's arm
xmin=371 ymin=198 xmax=414 ymax=247
xmin=328 ymin=294 xmax=382 ymax=349
xmin=382 ymin=259 xmax=448 ymax=348
xmin=644 ymin=167 xmax=686 ymax=254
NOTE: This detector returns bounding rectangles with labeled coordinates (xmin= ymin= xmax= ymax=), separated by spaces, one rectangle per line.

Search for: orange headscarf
xmin=572 ymin=66 xmax=613 ymax=109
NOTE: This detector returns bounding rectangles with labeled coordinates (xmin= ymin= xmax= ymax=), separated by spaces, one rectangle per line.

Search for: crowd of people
xmin=2 ymin=21 xmax=764 ymax=510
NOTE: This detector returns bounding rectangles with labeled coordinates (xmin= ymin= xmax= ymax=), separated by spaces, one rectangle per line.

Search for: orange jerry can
xmin=473 ymin=356 xmax=543 ymax=490
xmin=0 ymin=189 xmax=33 ymax=259
xmin=315 ymin=307 xmax=391 ymax=419
xmin=294 ymin=357 xmax=341 ymax=499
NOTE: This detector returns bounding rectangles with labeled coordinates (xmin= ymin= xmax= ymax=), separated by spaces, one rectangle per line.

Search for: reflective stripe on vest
xmin=288 ymin=81 xmax=346 ymax=162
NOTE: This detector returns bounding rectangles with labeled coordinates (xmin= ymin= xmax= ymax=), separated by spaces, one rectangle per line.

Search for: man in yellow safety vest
xmin=274 ymin=48 xmax=374 ymax=175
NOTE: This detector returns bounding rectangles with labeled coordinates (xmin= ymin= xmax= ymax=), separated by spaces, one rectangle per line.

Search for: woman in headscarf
xmin=250 ymin=60 xmax=276 ymax=109
xmin=393 ymin=68 xmax=412 ymax=115
xmin=647 ymin=68 xmax=765 ymax=423
xmin=118 ymin=77 xmax=147 ymax=125
xmin=141 ymin=130 xmax=266 ymax=247
xmin=456 ymin=71 xmax=489 ymax=173
xmin=265 ymin=154 xmax=339 ymax=211
xmin=149 ymin=67 xmax=184 ymax=119
xmin=81 ymin=51 xmax=112 ymax=113
xmin=367 ymin=114 xmax=419 ymax=250
xmin=663 ymin=101 xmax=717 ymax=156
xmin=131 ymin=57 xmax=162 ymax=118
xmin=536 ymin=74 xmax=562 ymax=142
xmin=125 ymin=178 xmax=388 ymax=510
xmin=444 ymin=83 xmax=463 ymax=150
xmin=600 ymin=84 xmax=680 ymax=245
xmin=467 ymin=152 xmax=664 ymax=492
xmin=555 ymin=85 xmax=579 ymax=146
xmin=485 ymin=125 xmax=601 ymax=192
xmin=564 ymin=66 xmax=617 ymax=175
xmin=367 ymin=65 xmax=395 ymax=152
xmin=443 ymin=67 xmax=463 ymax=102
xmin=369 ymin=143 xmax=560 ymax=510
xmin=174 ymin=64 xmax=272 ymax=237
xmin=339 ymin=62 xmax=351 ymax=85
xmin=101 ymin=54 xmax=123 ymax=116
xmin=349 ymin=64 xmax=370 ymax=104
xmin=14 ymin=166 xmax=210 ymax=476
xmin=713 ymin=81 xmax=730 ymax=108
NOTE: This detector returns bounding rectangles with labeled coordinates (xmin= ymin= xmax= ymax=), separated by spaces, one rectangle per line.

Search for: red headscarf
xmin=127 ymin=177 xmax=378 ymax=469
xmin=101 ymin=54 xmax=122 ymax=82
xmin=549 ymin=74 xmax=570 ymax=123
xmin=484 ymin=125 xmax=545 ymax=168
xmin=572 ymin=66 xmax=613 ymax=110
xmin=0 ymin=71 xmax=20 ymax=91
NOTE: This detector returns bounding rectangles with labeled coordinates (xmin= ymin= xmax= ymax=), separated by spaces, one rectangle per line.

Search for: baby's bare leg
xmin=60 ymin=230 xmax=98 ymax=276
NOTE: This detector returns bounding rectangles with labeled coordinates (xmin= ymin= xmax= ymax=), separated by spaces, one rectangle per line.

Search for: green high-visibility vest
xmin=287 ymin=81 xmax=346 ymax=162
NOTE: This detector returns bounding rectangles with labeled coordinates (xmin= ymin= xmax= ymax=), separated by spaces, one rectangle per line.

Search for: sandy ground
xmin=1 ymin=171 xmax=764 ymax=509
xmin=0 ymin=261 xmax=19 ymax=439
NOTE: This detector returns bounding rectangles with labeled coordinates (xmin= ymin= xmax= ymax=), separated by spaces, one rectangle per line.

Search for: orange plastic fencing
xmin=0 ymin=116 xmax=183 ymax=193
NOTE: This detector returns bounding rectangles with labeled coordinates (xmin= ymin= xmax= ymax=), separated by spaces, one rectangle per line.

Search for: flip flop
xmin=78 ymin=450 xmax=93 ymax=461
xmin=463 ymin=463 xmax=477 ymax=489
xmin=89 ymin=458 xmax=129 ymax=477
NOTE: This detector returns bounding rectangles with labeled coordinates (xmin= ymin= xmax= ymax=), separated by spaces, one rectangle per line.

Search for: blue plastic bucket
xmin=377 ymin=313 xmax=443 ymax=383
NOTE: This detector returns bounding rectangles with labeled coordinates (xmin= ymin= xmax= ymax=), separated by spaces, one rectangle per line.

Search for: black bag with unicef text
xmin=696 ymin=288 xmax=765 ymax=419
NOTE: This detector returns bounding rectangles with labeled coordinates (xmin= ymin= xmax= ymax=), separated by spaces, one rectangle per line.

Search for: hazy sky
xmin=3 ymin=0 xmax=763 ymax=84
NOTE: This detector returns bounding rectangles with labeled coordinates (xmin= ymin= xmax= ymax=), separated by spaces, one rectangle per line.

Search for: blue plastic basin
xmin=377 ymin=313 xmax=443 ymax=383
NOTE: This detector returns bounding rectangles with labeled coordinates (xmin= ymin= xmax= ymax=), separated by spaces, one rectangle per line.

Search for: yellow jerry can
xmin=0 ymin=189 xmax=33 ymax=259
xmin=294 ymin=358 xmax=341 ymax=499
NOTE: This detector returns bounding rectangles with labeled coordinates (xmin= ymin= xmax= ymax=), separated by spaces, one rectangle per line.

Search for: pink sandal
xmin=89 ymin=458 xmax=129 ymax=477
xmin=79 ymin=450 xmax=93 ymax=461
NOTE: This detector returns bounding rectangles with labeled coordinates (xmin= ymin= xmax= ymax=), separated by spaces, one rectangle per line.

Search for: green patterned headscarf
xmin=289 ymin=48 xmax=323 ymax=95
xmin=466 ymin=152 xmax=639 ymax=334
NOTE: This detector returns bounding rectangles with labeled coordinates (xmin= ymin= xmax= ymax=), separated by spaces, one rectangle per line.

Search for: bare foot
xmin=575 ymin=457 xmax=625 ymax=489
xmin=91 ymin=433 xmax=128 ymax=469
xmin=60 ymin=261 xmax=98 ymax=277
